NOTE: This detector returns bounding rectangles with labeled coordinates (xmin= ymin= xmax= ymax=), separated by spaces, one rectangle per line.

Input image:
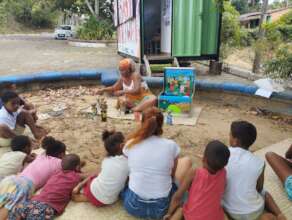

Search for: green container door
xmin=172 ymin=0 xmax=220 ymax=58
xmin=172 ymin=0 xmax=203 ymax=57
xmin=201 ymin=0 xmax=220 ymax=55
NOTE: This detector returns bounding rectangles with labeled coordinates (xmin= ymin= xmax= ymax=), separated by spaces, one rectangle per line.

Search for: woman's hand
xmin=114 ymin=90 xmax=124 ymax=96
xmin=162 ymin=214 xmax=171 ymax=220
xmin=95 ymin=88 xmax=105 ymax=95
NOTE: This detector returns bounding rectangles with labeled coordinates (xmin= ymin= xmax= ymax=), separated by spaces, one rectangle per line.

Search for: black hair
xmin=61 ymin=154 xmax=80 ymax=171
xmin=41 ymin=136 xmax=66 ymax=158
xmin=1 ymin=90 xmax=19 ymax=104
xmin=11 ymin=135 xmax=31 ymax=152
xmin=102 ymin=130 xmax=125 ymax=156
xmin=0 ymin=82 xmax=14 ymax=95
xmin=204 ymin=140 xmax=230 ymax=173
xmin=231 ymin=120 xmax=257 ymax=149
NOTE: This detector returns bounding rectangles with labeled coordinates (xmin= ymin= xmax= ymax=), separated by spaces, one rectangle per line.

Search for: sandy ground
xmin=225 ymin=47 xmax=255 ymax=71
xmin=0 ymin=34 xmax=120 ymax=76
xmin=21 ymin=86 xmax=292 ymax=172
xmin=0 ymin=34 xmax=291 ymax=170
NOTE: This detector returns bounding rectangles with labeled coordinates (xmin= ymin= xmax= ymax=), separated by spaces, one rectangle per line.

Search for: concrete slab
xmin=57 ymin=201 xmax=140 ymax=220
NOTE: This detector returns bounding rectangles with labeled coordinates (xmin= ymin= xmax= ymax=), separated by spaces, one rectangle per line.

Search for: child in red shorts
xmin=72 ymin=130 xmax=129 ymax=206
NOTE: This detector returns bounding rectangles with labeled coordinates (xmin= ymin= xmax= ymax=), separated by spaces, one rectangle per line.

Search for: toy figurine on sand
xmin=166 ymin=111 xmax=173 ymax=125
xmin=97 ymin=96 xmax=108 ymax=122
xmin=91 ymin=103 xmax=97 ymax=116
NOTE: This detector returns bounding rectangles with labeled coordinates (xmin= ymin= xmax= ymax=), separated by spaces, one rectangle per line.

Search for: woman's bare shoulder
xmin=132 ymin=72 xmax=142 ymax=79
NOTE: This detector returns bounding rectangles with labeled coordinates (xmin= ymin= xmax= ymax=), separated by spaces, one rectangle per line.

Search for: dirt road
xmin=0 ymin=34 xmax=120 ymax=76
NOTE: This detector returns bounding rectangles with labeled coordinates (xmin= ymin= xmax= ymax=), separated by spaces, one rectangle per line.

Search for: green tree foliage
xmin=231 ymin=0 xmax=261 ymax=14
xmin=262 ymin=10 xmax=292 ymax=79
xmin=269 ymin=0 xmax=289 ymax=10
xmin=264 ymin=10 xmax=292 ymax=42
xmin=0 ymin=0 xmax=114 ymax=29
xmin=76 ymin=15 xmax=114 ymax=40
xmin=0 ymin=1 xmax=8 ymax=29
xmin=220 ymin=1 xmax=241 ymax=58
xmin=55 ymin=0 xmax=77 ymax=11
xmin=73 ymin=0 xmax=115 ymax=40
xmin=231 ymin=0 xmax=249 ymax=14
xmin=31 ymin=1 xmax=58 ymax=27
xmin=249 ymin=0 xmax=261 ymax=12
xmin=1 ymin=0 xmax=58 ymax=28
xmin=264 ymin=45 xmax=292 ymax=80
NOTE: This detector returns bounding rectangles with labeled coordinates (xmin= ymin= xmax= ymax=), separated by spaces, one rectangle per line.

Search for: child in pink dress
xmin=164 ymin=140 xmax=230 ymax=220
xmin=0 ymin=136 xmax=66 ymax=219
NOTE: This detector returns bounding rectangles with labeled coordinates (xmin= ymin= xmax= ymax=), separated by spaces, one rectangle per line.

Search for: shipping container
xmin=114 ymin=0 xmax=222 ymax=74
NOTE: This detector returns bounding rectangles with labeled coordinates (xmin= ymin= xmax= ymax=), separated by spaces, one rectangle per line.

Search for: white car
xmin=54 ymin=25 xmax=75 ymax=40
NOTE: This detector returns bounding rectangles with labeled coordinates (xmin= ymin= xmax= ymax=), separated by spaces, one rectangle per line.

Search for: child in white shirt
xmin=0 ymin=135 xmax=35 ymax=180
xmin=72 ymin=130 xmax=128 ymax=206
xmin=0 ymin=91 xmax=47 ymax=148
xmin=223 ymin=120 xmax=285 ymax=220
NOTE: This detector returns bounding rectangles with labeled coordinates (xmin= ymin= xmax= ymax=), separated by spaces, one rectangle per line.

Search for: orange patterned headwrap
xmin=119 ymin=59 xmax=131 ymax=71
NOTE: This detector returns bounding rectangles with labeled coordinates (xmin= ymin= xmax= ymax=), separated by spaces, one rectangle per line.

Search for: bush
xmin=6 ymin=0 xmax=57 ymax=28
xmin=240 ymin=28 xmax=256 ymax=47
xmin=264 ymin=45 xmax=292 ymax=80
xmin=31 ymin=1 xmax=57 ymax=27
xmin=8 ymin=0 xmax=33 ymax=24
xmin=76 ymin=16 xmax=114 ymax=40
xmin=264 ymin=9 xmax=292 ymax=42
xmin=221 ymin=1 xmax=241 ymax=47
xmin=278 ymin=24 xmax=292 ymax=41
xmin=0 ymin=2 xmax=8 ymax=29
xmin=220 ymin=1 xmax=241 ymax=59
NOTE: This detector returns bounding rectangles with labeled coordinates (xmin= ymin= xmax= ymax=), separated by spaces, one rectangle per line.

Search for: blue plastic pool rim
xmin=0 ymin=68 xmax=291 ymax=102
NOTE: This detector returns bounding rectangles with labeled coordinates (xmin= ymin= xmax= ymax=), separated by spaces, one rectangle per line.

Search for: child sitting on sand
xmin=0 ymin=135 xmax=35 ymax=180
xmin=0 ymin=83 xmax=37 ymax=122
xmin=164 ymin=140 xmax=230 ymax=220
xmin=9 ymin=154 xmax=83 ymax=220
xmin=0 ymin=91 xmax=47 ymax=148
xmin=223 ymin=120 xmax=285 ymax=220
xmin=72 ymin=130 xmax=129 ymax=206
xmin=0 ymin=136 xmax=66 ymax=219
xmin=266 ymin=144 xmax=292 ymax=201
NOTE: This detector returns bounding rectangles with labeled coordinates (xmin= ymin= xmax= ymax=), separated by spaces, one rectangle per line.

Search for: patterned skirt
xmin=0 ymin=175 xmax=34 ymax=210
xmin=9 ymin=200 xmax=56 ymax=220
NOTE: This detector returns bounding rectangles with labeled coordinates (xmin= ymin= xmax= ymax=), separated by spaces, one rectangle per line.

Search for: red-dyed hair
xmin=126 ymin=107 xmax=164 ymax=148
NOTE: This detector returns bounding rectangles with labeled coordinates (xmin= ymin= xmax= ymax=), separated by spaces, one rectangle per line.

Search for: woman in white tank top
xmin=97 ymin=59 xmax=157 ymax=112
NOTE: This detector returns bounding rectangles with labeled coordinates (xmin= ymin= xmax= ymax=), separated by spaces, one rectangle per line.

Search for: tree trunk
xmin=85 ymin=0 xmax=96 ymax=17
xmin=95 ymin=0 xmax=100 ymax=19
xmin=252 ymin=0 xmax=269 ymax=74
xmin=109 ymin=0 xmax=115 ymax=23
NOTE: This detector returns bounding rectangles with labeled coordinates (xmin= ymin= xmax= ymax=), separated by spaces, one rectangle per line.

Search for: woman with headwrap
xmin=97 ymin=59 xmax=157 ymax=113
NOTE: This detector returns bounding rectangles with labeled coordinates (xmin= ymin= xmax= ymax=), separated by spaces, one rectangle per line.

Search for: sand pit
xmin=4 ymin=85 xmax=288 ymax=219
xmin=19 ymin=85 xmax=292 ymax=173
